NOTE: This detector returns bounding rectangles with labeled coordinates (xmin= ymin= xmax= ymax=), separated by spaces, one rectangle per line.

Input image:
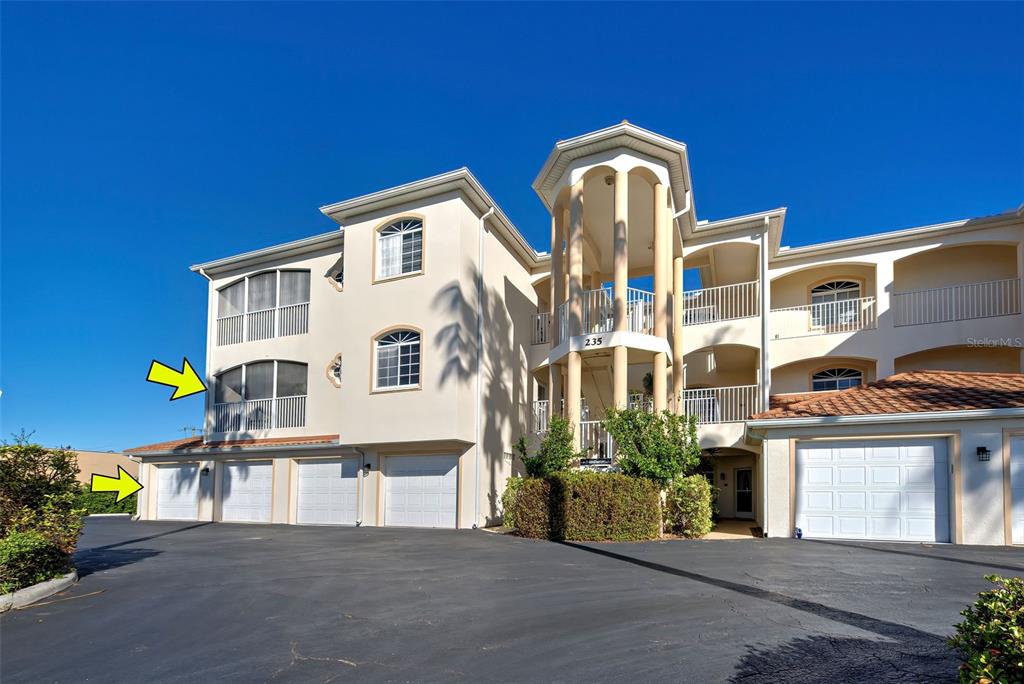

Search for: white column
xmin=672 ymin=255 xmax=684 ymax=413
xmin=876 ymin=257 xmax=895 ymax=378
xmin=567 ymin=180 xmax=585 ymax=439
xmin=653 ymin=182 xmax=668 ymax=412
xmin=613 ymin=170 xmax=629 ymax=409
xmin=759 ymin=224 xmax=770 ymax=413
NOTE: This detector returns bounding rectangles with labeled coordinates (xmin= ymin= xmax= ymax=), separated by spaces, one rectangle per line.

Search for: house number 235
xmin=584 ymin=336 xmax=604 ymax=348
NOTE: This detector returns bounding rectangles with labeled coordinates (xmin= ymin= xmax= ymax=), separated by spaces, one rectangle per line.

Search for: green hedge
xmin=504 ymin=472 xmax=661 ymax=541
xmin=0 ymin=530 xmax=70 ymax=594
xmin=75 ymin=485 xmax=137 ymax=515
xmin=664 ymin=475 xmax=714 ymax=538
xmin=948 ymin=574 xmax=1024 ymax=682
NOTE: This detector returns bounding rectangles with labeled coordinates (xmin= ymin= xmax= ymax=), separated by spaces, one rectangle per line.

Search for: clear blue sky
xmin=2 ymin=2 xmax=1021 ymax=451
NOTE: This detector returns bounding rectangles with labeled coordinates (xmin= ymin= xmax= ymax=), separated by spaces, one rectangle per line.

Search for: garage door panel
xmin=157 ymin=465 xmax=200 ymax=520
xmin=297 ymin=459 xmax=358 ymax=525
xmin=385 ymin=455 xmax=457 ymax=529
xmin=1011 ymin=438 xmax=1024 ymax=544
xmin=222 ymin=462 xmax=273 ymax=523
xmin=796 ymin=439 xmax=949 ymax=543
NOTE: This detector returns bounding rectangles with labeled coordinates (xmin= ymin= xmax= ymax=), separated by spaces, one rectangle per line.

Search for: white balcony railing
xmin=770 ymin=296 xmax=876 ymax=339
xmin=892 ymin=277 xmax=1022 ymax=327
xmin=557 ymin=287 xmax=655 ymax=340
xmin=681 ymin=385 xmax=760 ymax=424
xmin=213 ymin=395 xmax=306 ymax=432
xmin=579 ymin=420 xmax=615 ymax=464
xmin=216 ymin=302 xmax=309 ymax=346
xmin=531 ymin=312 xmax=550 ymax=345
xmin=682 ymin=281 xmax=759 ymax=325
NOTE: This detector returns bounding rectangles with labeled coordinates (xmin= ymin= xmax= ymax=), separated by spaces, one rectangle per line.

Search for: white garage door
xmin=1011 ymin=436 xmax=1024 ymax=544
xmin=221 ymin=461 xmax=273 ymax=523
xmin=157 ymin=464 xmax=200 ymax=520
xmin=296 ymin=459 xmax=359 ymax=525
xmin=796 ymin=439 xmax=949 ymax=542
xmin=385 ymin=455 xmax=458 ymax=529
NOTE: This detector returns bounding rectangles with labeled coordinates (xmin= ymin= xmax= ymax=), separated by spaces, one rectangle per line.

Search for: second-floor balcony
xmin=217 ymin=302 xmax=309 ymax=346
xmin=682 ymin=281 xmax=760 ymax=325
xmin=892 ymin=277 xmax=1021 ymax=327
xmin=556 ymin=287 xmax=655 ymax=340
xmin=770 ymin=296 xmax=877 ymax=340
xmin=213 ymin=395 xmax=306 ymax=432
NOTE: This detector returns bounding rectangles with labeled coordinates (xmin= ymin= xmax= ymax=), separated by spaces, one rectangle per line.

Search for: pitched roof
xmin=126 ymin=435 xmax=340 ymax=454
xmin=753 ymin=370 xmax=1024 ymax=420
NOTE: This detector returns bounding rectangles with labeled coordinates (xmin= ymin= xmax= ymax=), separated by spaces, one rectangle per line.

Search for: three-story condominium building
xmin=128 ymin=122 xmax=1024 ymax=544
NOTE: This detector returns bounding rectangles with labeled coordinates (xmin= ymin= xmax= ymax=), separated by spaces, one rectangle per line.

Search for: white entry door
xmin=385 ymin=455 xmax=458 ymax=529
xmin=795 ymin=439 xmax=949 ymax=542
xmin=1011 ymin=436 xmax=1024 ymax=544
xmin=157 ymin=464 xmax=200 ymax=520
xmin=221 ymin=461 xmax=273 ymax=523
xmin=296 ymin=459 xmax=359 ymax=525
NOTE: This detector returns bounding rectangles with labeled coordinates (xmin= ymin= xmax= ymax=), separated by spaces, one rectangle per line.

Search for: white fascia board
xmin=772 ymin=209 xmax=1024 ymax=262
xmin=319 ymin=168 xmax=542 ymax=269
xmin=129 ymin=440 xmax=347 ymax=458
xmin=190 ymin=230 xmax=344 ymax=276
xmin=746 ymin=407 xmax=1024 ymax=431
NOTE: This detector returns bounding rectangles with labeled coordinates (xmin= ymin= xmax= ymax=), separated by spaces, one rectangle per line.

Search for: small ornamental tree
xmin=603 ymin=408 xmax=701 ymax=488
xmin=513 ymin=415 xmax=579 ymax=478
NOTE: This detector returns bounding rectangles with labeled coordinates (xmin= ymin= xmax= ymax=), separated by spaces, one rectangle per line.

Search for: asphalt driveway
xmin=2 ymin=518 xmax=1022 ymax=683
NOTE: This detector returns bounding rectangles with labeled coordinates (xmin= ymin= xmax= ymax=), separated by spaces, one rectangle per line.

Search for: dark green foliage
xmin=0 ymin=530 xmax=70 ymax=594
xmin=948 ymin=575 xmax=1024 ymax=683
xmin=603 ymin=408 xmax=702 ymax=487
xmin=516 ymin=416 xmax=579 ymax=477
xmin=665 ymin=475 xmax=715 ymax=538
xmin=75 ymin=485 xmax=137 ymax=515
xmin=502 ymin=472 xmax=661 ymax=542
xmin=0 ymin=438 xmax=79 ymax=534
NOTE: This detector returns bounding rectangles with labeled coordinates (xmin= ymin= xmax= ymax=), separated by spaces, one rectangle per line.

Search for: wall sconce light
xmin=977 ymin=447 xmax=992 ymax=462
xmin=363 ymin=463 xmax=372 ymax=472
xmin=201 ymin=466 xmax=210 ymax=476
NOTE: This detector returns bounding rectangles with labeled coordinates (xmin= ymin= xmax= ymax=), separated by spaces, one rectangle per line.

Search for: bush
xmin=75 ymin=485 xmax=137 ymax=515
xmin=665 ymin=475 xmax=715 ymax=538
xmin=948 ymin=574 xmax=1024 ymax=682
xmin=515 ymin=416 xmax=579 ymax=477
xmin=0 ymin=530 xmax=70 ymax=594
xmin=0 ymin=439 xmax=79 ymax=535
xmin=9 ymin=492 xmax=84 ymax=554
xmin=503 ymin=472 xmax=660 ymax=542
xmin=500 ymin=476 xmax=524 ymax=529
xmin=603 ymin=409 xmax=701 ymax=487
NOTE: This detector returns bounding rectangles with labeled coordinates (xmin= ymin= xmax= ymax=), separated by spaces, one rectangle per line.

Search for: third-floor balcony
xmin=556 ymin=286 xmax=655 ymax=340
xmin=217 ymin=302 xmax=309 ymax=346
xmin=213 ymin=395 xmax=306 ymax=432
xmin=682 ymin=281 xmax=760 ymax=325
xmin=892 ymin=277 xmax=1021 ymax=327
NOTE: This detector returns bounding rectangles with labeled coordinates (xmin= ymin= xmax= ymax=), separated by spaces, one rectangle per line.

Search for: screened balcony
xmin=212 ymin=360 xmax=307 ymax=432
xmin=216 ymin=270 xmax=310 ymax=345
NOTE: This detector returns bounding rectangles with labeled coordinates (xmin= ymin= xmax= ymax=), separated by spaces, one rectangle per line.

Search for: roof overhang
xmin=319 ymin=168 xmax=541 ymax=269
xmin=685 ymin=207 xmax=788 ymax=248
xmin=190 ymin=230 xmax=344 ymax=277
xmin=746 ymin=407 xmax=1024 ymax=439
xmin=531 ymin=122 xmax=697 ymax=234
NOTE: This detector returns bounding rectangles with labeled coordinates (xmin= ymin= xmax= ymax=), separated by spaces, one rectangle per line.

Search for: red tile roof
xmin=754 ymin=370 xmax=1024 ymax=420
xmin=126 ymin=434 xmax=339 ymax=454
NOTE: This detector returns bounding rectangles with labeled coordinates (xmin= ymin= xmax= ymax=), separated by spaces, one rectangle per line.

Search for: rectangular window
xmin=379 ymin=234 xmax=403 ymax=279
xmin=401 ymin=230 xmax=422 ymax=273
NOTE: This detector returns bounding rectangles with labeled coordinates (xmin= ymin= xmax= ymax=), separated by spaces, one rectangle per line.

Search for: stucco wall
xmin=895 ymin=346 xmax=1021 ymax=373
xmin=770 ymin=358 xmax=877 ymax=394
xmin=894 ymin=243 xmax=1018 ymax=293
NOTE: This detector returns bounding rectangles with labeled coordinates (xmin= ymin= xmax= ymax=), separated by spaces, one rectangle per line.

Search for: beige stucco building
xmin=127 ymin=122 xmax=1024 ymax=543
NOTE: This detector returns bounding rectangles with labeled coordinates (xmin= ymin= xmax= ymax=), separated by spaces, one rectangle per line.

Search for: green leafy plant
xmin=0 ymin=530 xmax=70 ymax=594
xmin=515 ymin=416 xmax=579 ymax=477
xmin=502 ymin=472 xmax=660 ymax=542
xmin=9 ymin=493 xmax=85 ymax=554
xmin=0 ymin=437 xmax=80 ymax=535
xmin=948 ymin=574 xmax=1024 ymax=683
xmin=603 ymin=408 xmax=701 ymax=487
xmin=75 ymin=485 xmax=137 ymax=515
xmin=500 ymin=476 xmax=524 ymax=529
xmin=665 ymin=475 xmax=715 ymax=538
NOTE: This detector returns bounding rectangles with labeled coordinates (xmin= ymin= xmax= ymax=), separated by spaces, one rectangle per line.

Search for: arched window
xmin=812 ymin=368 xmax=863 ymax=392
xmin=375 ymin=329 xmax=421 ymax=389
xmin=377 ymin=218 xmax=423 ymax=280
xmin=811 ymin=280 xmax=861 ymax=327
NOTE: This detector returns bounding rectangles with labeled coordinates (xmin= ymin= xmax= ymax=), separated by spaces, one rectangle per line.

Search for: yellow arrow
xmin=146 ymin=357 xmax=207 ymax=400
xmin=90 ymin=466 xmax=143 ymax=502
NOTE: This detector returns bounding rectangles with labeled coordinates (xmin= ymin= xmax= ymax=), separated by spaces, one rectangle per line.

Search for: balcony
xmin=531 ymin=312 xmax=550 ymax=345
xmin=682 ymin=281 xmax=760 ymax=325
xmin=216 ymin=302 xmax=309 ymax=346
xmin=557 ymin=287 xmax=655 ymax=340
xmin=770 ymin=296 xmax=876 ymax=340
xmin=681 ymin=385 xmax=760 ymax=424
xmin=213 ymin=395 xmax=306 ymax=432
xmin=892 ymin=277 xmax=1021 ymax=327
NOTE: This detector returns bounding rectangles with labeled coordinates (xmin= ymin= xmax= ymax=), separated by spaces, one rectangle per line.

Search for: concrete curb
xmin=86 ymin=513 xmax=131 ymax=518
xmin=0 ymin=570 xmax=78 ymax=612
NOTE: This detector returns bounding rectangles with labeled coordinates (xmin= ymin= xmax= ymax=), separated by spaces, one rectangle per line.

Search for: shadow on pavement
xmin=804 ymin=539 xmax=1024 ymax=574
xmin=77 ymin=521 xmax=213 ymax=554
xmin=74 ymin=548 xmax=162 ymax=578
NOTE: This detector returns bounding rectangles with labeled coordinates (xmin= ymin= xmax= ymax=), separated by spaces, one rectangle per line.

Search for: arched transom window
xmin=812 ymin=367 xmax=863 ymax=392
xmin=377 ymin=218 xmax=423 ymax=280
xmin=810 ymin=280 xmax=861 ymax=326
xmin=375 ymin=330 xmax=421 ymax=389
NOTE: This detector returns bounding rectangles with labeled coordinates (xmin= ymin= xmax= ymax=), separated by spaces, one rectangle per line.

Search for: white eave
xmin=319 ymin=168 xmax=542 ymax=269
xmin=531 ymin=121 xmax=698 ymax=234
xmin=190 ymin=229 xmax=344 ymax=276
xmin=746 ymin=406 xmax=1024 ymax=432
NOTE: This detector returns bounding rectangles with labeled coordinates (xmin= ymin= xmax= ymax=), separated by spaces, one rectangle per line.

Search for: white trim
xmin=129 ymin=440 xmax=347 ymax=458
xmin=191 ymin=231 xmax=343 ymax=275
xmin=747 ymin=407 xmax=1024 ymax=430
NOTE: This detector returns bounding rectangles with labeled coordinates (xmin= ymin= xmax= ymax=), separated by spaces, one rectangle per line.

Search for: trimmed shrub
xmin=515 ymin=416 xmax=579 ymax=477
xmin=0 ymin=440 xmax=79 ymax=535
xmin=9 ymin=492 xmax=84 ymax=555
xmin=603 ymin=409 xmax=701 ymax=487
xmin=665 ymin=475 xmax=715 ymax=538
xmin=0 ymin=530 xmax=70 ymax=594
xmin=503 ymin=472 xmax=660 ymax=542
xmin=948 ymin=574 xmax=1024 ymax=682
xmin=76 ymin=485 xmax=137 ymax=515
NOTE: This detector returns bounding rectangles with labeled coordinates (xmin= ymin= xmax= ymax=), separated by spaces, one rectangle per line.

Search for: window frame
xmin=216 ymin=269 xmax=312 ymax=318
xmin=371 ymin=326 xmax=423 ymax=393
xmin=809 ymin=279 xmax=862 ymax=328
xmin=213 ymin=360 xmax=310 ymax=405
xmin=811 ymin=367 xmax=864 ymax=392
xmin=373 ymin=216 xmax=425 ymax=284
